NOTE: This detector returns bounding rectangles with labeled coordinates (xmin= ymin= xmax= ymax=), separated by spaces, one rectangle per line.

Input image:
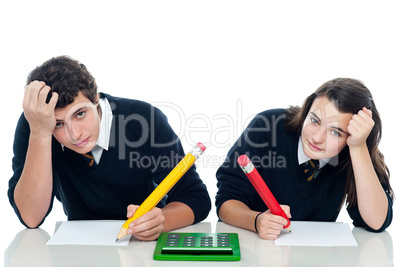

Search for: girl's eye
xmin=311 ymin=117 xmax=319 ymax=124
xmin=331 ymin=130 xmax=341 ymax=137
xmin=77 ymin=111 xmax=86 ymax=118
xmin=55 ymin=122 xmax=63 ymax=129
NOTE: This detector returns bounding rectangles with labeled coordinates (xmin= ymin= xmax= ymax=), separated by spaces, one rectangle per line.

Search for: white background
xmin=1 ymin=0 xmax=401 ymax=265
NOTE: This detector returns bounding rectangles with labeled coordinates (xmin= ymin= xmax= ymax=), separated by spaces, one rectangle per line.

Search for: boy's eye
xmin=55 ymin=122 xmax=63 ymax=129
xmin=76 ymin=111 xmax=86 ymax=118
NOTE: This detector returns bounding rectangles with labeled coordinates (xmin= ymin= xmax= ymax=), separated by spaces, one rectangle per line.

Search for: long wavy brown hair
xmin=285 ymin=78 xmax=394 ymax=209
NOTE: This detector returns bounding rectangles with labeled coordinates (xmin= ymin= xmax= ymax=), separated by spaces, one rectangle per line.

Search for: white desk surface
xmin=3 ymin=221 xmax=394 ymax=267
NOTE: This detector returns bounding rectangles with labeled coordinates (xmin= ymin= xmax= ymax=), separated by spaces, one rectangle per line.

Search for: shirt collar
xmin=297 ymin=137 xmax=330 ymax=169
xmin=96 ymin=96 xmax=113 ymax=151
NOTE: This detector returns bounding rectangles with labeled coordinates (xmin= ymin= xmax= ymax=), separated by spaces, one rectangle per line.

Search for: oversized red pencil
xmin=237 ymin=155 xmax=291 ymax=231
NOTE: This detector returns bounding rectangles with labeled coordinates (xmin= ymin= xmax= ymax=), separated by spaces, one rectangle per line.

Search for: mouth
xmin=307 ymin=140 xmax=323 ymax=152
xmin=74 ymin=137 xmax=90 ymax=147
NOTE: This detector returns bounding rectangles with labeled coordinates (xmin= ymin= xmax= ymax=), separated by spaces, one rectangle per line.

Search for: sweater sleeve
xmin=8 ymin=113 xmax=56 ymax=228
xmin=215 ymin=111 xmax=274 ymax=217
xmin=347 ymin=184 xmax=393 ymax=232
xmin=148 ymin=107 xmax=211 ymax=224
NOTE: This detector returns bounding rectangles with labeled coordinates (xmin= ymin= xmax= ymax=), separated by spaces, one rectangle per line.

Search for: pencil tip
xmin=115 ymin=238 xmax=119 ymax=242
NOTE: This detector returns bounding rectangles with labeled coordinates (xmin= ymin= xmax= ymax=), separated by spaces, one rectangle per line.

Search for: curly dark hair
xmin=26 ymin=56 xmax=98 ymax=108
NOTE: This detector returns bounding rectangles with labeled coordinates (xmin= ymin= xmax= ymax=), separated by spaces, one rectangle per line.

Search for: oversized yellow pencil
xmin=116 ymin=142 xmax=206 ymax=241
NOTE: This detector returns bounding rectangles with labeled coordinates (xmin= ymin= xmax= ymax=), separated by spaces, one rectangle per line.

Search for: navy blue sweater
xmin=9 ymin=93 xmax=211 ymax=227
xmin=216 ymin=109 xmax=393 ymax=232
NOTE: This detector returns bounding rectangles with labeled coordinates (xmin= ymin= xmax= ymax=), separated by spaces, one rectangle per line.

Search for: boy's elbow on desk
xmin=21 ymin=216 xmax=43 ymax=229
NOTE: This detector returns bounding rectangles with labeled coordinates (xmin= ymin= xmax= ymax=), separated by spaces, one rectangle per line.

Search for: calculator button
xmin=168 ymin=234 xmax=180 ymax=239
xmin=200 ymin=244 xmax=213 ymax=247
xmin=166 ymin=243 xmax=179 ymax=247
xmin=218 ymin=244 xmax=230 ymax=247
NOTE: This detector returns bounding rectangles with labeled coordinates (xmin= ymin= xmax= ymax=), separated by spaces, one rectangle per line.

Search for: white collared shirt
xmin=297 ymin=137 xmax=330 ymax=169
xmin=91 ymin=96 xmax=113 ymax=164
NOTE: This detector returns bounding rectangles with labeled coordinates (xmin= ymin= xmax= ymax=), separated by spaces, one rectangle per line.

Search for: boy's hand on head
xmin=23 ymin=81 xmax=59 ymax=138
xmin=126 ymin=204 xmax=165 ymax=241
xmin=347 ymin=107 xmax=375 ymax=148
xmin=256 ymin=205 xmax=291 ymax=240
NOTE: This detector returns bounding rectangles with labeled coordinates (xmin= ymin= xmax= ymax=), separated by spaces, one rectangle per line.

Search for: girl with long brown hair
xmin=216 ymin=78 xmax=393 ymax=239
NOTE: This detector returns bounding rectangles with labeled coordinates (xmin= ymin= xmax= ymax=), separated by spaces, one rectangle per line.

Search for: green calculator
xmin=153 ymin=232 xmax=241 ymax=261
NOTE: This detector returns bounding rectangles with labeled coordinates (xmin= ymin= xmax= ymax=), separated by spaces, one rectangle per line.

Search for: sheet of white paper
xmin=275 ymin=221 xmax=358 ymax=247
xmin=46 ymin=221 xmax=130 ymax=246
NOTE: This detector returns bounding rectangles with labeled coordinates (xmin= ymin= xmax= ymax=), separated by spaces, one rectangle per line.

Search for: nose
xmin=66 ymin=121 xmax=83 ymax=142
xmin=312 ymin=126 xmax=326 ymax=144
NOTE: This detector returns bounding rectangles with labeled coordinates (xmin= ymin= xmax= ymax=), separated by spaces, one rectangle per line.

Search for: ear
xmin=94 ymin=94 xmax=100 ymax=106
xmin=94 ymin=94 xmax=101 ymax=116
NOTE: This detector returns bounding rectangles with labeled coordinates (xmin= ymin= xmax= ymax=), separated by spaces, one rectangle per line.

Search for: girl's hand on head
xmin=347 ymin=107 xmax=375 ymax=148
xmin=256 ymin=205 xmax=291 ymax=240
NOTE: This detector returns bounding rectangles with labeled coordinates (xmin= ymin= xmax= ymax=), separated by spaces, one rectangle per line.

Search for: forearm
xmin=349 ymin=145 xmax=388 ymax=230
xmin=161 ymin=202 xmax=195 ymax=232
xmin=219 ymin=200 xmax=259 ymax=232
xmin=14 ymin=134 xmax=53 ymax=228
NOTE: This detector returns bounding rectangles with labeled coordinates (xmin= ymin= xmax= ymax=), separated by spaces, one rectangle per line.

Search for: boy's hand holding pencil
xmin=125 ymin=205 xmax=165 ymax=241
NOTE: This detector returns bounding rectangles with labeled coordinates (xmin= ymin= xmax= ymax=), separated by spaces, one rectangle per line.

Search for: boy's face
xmin=53 ymin=92 xmax=100 ymax=154
xmin=301 ymin=96 xmax=353 ymax=160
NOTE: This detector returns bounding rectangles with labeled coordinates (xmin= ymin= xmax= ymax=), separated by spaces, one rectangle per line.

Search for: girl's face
xmin=301 ymin=96 xmax=353 ymax=160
